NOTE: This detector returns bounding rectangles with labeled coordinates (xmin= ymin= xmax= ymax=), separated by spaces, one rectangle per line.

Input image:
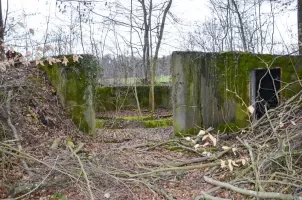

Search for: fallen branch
xmin=145 ymin=140 xmax=179 ymax=151
xmin=170 ymin=148 xmax=232 ymax=167
xmin=119 ymin=142 xmax=151 ymax=150
xmin=236 ymin=136 xmax=262 ymax=191
xmin=14 ymin=156 xmax=58 ymax=199
xmin=147 ymin=183 xmax=174 ymax=200
xmin=5 ymin=90 xmax=33 ymax=176
xmin=203 ymin=176 xmax=302 ymax=200
xmin=68 ymin=146 xmax=94 ymax=200
xmin=0 ymin=142 xmax=85 ymax=184
xmin=73 ymin=142 xmax=84 ymax=155
xmin=128 ymin=162 xmax=220 ymax=178
xmin=196 ymin=193 xmax=231 ymax=200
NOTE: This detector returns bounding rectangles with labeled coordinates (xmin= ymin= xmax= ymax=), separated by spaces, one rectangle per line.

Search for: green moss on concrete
xmin=41 ymin=55 xmax=99 ymax=135
xmin=235 ymin=103 xmax=248 ymax=128
xmin=95 ymin=85 xmax=171 ymax=112
xmin=181 ymin=54 xmax=201 ymax=107
xmin=197 ymin=53 xmax=299 ymax=126
xmin=214 ymin=53 xmax=302 ymax=127
xmin=215 ymin=53 xmax=300 ymax=103
xmin=142 ymin=118 xmax=173 ymax=128
xmin=171 ymin=52 xmax=202 ymax=136
xmin=172 ymin=51 xmax=302 ymax=135
xmin=94 ymin=87 xmax=116 ymax=111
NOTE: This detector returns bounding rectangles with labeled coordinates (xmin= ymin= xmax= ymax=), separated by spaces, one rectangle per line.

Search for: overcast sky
xmin=6 ymin=0 xmax=210 ymax=23
xmin=3 ymin=0 xmax=298 ymax=55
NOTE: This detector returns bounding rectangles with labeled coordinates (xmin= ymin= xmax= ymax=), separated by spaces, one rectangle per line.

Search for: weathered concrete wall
xmin=95 ymin=85 xmax=171 ymax=112
xmin=171 ymin=52 xmax=202 ymax=135
xmin=172 ymin=51 xmax=302 ymax=135
xmin=41 ymin=55 xmax=99 ymax=135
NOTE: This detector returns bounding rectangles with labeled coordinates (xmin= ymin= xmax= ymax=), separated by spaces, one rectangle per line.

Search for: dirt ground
xmin=1 ymin=124 xmax=224 ymax=199
xmin=0 ymin=64 xmax=222 ymax=200
xmin=96 ymin=109 xmax=172 ymax=119
xmin=79 ymin=127 xmax=216 ymax=200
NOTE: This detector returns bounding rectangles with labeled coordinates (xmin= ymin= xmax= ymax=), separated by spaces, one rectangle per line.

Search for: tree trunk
xmin=0 ymin=0 xmax=5 ymax=60
xmin=150 ymin=0 xmax=172 ymax=117
xmin=298 ymin=0 xmax=302 ymax=54
xmin=138 ymin=0 xmax=150 ymax=84
xmin=230 ymin=0 xmax=247 ymax=52
xmin=131 ymin=0 xmax=142 ymax=116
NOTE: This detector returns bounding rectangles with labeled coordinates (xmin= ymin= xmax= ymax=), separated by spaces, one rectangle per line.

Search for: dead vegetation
xmin=194 ymin=89 xmax=302 ymax=199
xmin=1 ymin=63 xmax=302 ymax=200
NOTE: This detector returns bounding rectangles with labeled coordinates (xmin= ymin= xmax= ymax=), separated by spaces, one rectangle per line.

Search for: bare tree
xmin=186 ymin=0 xmax=294 ymax=54
xmin=150 ymin=0 xmax=172 ymax=116
xmin=0 ymin=0 xmax=4 ymax=50
xmin=298 ymin=0 xmax=302 ymax=54
xmin=0 ymin=0 xmax=8 ymax=60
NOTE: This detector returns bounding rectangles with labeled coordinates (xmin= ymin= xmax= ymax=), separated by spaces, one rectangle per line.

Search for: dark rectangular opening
xmin=252 ymin=68 xmax=281 ymax=119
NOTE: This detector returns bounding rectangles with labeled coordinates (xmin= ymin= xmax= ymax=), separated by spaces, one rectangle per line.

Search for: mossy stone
xmin=40 ymin=54 xmax=99 ymax=135
xmin=172 ymin=51 xmax=302 ymax=135
xmin=95 ymin=85 xmax=171 ymax=112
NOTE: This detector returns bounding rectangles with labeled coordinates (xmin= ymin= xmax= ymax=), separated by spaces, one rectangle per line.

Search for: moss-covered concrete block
xmin=171 ymin=51 xmax=302 ymax=135
xmin=172 ymin=52 xmax=202 ymax=135
xmin=41 ymin=55 xmax=99 ymax=135
xmin=95 ymin=85 xmax=171 ymax=112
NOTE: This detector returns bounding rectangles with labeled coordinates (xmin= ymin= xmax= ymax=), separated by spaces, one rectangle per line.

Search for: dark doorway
xmin=251 ymin=68 xmax=281 ymax=119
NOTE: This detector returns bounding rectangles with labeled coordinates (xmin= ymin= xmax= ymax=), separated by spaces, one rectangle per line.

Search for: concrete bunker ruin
xmin=171 ymin=51 xmax=302 ymax=135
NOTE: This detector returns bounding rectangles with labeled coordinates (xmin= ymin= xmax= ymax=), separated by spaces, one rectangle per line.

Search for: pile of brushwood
xmin=0 ymin=62 xmax=92 ymax=199
xmin=193 ymin=90 xmax=302 ymax=200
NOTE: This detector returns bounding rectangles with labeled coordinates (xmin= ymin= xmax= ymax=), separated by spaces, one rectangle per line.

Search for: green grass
xmin=96 ymin=119 xmax=105 ymax=128
xmin=156 ymin=76 xmax=171 ymax=83
xmin=95 ymin=116 xmax=173 ymax=129
xmin=119 ymin=116 xmax=153 ymax=121
xmin=142 ymin=118 xmax=173 ymax=128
